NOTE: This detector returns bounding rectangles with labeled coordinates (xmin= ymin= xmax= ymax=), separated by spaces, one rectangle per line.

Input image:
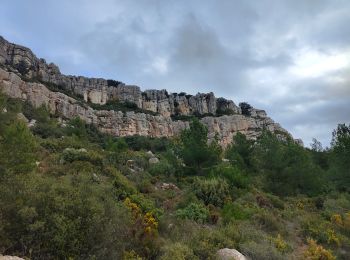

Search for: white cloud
xmin=289 ymin=48 xmax=350 ymax=78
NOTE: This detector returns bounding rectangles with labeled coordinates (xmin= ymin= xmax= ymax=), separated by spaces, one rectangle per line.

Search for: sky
xmin=1 ymin=0 xmax=349 ymax=147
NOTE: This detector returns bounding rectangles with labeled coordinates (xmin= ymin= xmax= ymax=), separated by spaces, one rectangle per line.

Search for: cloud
xmin=0 ymin=0 xmax=349 ymax=147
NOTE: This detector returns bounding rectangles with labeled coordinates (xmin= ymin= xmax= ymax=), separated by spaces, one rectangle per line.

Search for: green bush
xmin=0 ymin=121 xmax=38 ymax=175
xmin=240 ymin=240 xmax=284 ymax=260
xmin=160 ymin=242 xmax=198 ymax=260
xmin=124 ymin=136 xmax=170 ymax=152
xmin=61 ymin=148 xmax=102 ymax=166
xmin=0 ymin=173 xmax=132 ymax=259
xmin=112 ymin=169 xmax=137 ymax=200
xmin=22 ymin=103 xmax=50 ymax=123
xmin=222 ymin=203 xmax=252 ymax=222
xmin=149 ymin=160 xmax=175 ymax=177
xmin=32 ymin=121 xmax=65 ymax=138
xmin=176 ymin=203 xmax=209 ymax=223
xmin=254 ymin=210 xmax=284 ymax=234
xmin=210 ymin=164 xmax=250 ymax=189
xmin=90 ymin=99 xmax=159 ymax=116
xmin=193 ymin=177 xmax=230 ymax=207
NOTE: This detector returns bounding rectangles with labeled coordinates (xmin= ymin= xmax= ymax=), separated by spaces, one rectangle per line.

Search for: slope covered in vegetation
xmin=0 ymin=91 xmax=349 ymax=259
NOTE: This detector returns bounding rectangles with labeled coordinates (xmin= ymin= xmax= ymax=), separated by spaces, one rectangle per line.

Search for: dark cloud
xmin=0 ymin=0 xmax=349 ymax=146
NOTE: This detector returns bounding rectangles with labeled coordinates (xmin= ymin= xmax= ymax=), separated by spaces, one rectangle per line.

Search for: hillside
xmin=0 ymin=37 xmax=349 ymax=260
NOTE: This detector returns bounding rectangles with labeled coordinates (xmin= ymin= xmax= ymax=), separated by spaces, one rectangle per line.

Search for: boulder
xmin=149 ymin=157 xmax=159 ymax=164
xmin=216 ymin=248 xmax=247 ymax=260
xmin=146 ymin=150 xmax=154 ymax=157
xmin=160 ymin=182 xmax=180 ymax=191
xmin=0 ymin=256 xmax=25 ymax=260
xmin=17 ymin=113 xmax=28 ymax=123
xmin=28 ymin=119 xmax=36 ymax=128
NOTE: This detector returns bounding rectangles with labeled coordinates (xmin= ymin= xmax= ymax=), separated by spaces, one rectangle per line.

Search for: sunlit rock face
xmin=0 ymin=36 xmax=293 ymax=147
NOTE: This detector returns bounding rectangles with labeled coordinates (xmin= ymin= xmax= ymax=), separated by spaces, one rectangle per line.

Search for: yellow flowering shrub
xmin=331 ymin=214 xmax=343 ymax=226
xmin=123 ymin=250 xmax=142 ymax=260
xmin=124 ymin=197 xmax=142 ymax=219
xmin=326 ymin=229 xmax=340 ymax=246
xmin=143 ymin=212 xmax=158 ymax=237
xmin=124 ymin=197 xmax=158 ymax=239
xmin=273 ymin=234 xmax=288 ymax=253
xmin=297 ymin=201 xmax=304 ymax=210
xmin=304 ymin=238 xmax=335 ymax=260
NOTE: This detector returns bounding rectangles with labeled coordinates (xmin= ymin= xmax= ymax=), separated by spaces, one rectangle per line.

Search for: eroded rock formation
xmin=0 ymin=36 xmax=293 ymax=146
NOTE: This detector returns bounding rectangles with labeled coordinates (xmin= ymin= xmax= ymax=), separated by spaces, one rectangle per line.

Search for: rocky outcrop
xmin=0 ymin=36 xmax=294 ymax=146
xmin=0 ymin=68 xmax=188 ymax=138
xmin=0 ymin=67 xmax=290 ymax=146
xmin=0 ymin=36 xmax=241 ymax=117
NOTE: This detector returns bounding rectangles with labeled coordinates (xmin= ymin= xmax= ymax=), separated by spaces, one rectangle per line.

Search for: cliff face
xmin=0 ymin=36 xmax=240 ymax=117
xmin=0 ymin=36 xmax=292 ymax=146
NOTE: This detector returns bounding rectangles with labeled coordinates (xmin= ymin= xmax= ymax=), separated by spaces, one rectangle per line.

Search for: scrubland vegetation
xmin=0 ymin=92 xmax=349 ymax=259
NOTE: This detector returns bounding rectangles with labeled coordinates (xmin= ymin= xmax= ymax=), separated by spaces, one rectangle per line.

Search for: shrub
xmin=272 ymin=234 xmax=290 ymax=253
xmin=210 ymin=164 xmax=249 ymax=189
xmin=148 ymin=160 xmax=175 ymax=177
xmin=123 ymin=250 xmax=142 ymax=260
xmin=240 ymin=240 xmax=284 ymax=260
xmin=239 ymin=102 xmax=252 ymax=116
xmin=175 ymin=203 xmax=209 ymax=223
xmin=90 ymin=99 xmax=159 ymax=116
xmin=32 ymin=121 xmax=65 ymax=138
xmin=123 ymin=197 xmax=159 ymax=257
xmin=61 ymin=148 xmax=102 ymax=165
xmin=304 ymin=238 xmax=335 ymax=260
xmin=107 ymin=79 xmax=123 ymax=87
xmin=160 ymin=242 xmax=198 ymax=260
xmin=216 ymin=107 xmax=235 ymax=116
xmin=22 ymin=103 xmax=50 ymax=123
xmin=0 ymin=121 xmax=38 ymax=174
xmin=301 ymin=215 xmax=341 ymax=246
xmin=124 ymin=136 xmax=170 ymax=152
xmin=254 ymin=210 xmax=284 ymax=234
xmin=0 ymin=173 xmax=133 ymax=259
xmin=193 ymin=177 xmax=230 ymax=207
xmin=222 ymin=203 xmax=252 ymax=222
xmin=265 ymin=193 xmax=285 ymax=210
xmin=113 ymin=170 xmax=137 ymax=200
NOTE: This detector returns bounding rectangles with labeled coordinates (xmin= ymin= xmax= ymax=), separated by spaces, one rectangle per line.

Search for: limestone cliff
xmin=0 ymin=36 xmax=240 ymax=117
xmin=0 ymin=36 xmax=292 ymax=146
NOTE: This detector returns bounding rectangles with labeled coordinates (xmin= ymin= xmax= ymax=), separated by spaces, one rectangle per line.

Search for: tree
xmin=253 ymin=131 xmax=324 ymax=196
xmin=177 ymin=118 xmax=221 ymax=175
xmin=225 ymin=132 xmax=254 ymax=170
xmin=239 ymin=102 xmax=252 ymax=116
xmin=310 ymin=138 xmax=329 ymax=170
xmin=329 ymin=124 xmax=350 ymax=190
xmin=311 ymin=138 xmax=323 ymax=152
xmin=0 ymin=121 xmax=38 ymax=175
